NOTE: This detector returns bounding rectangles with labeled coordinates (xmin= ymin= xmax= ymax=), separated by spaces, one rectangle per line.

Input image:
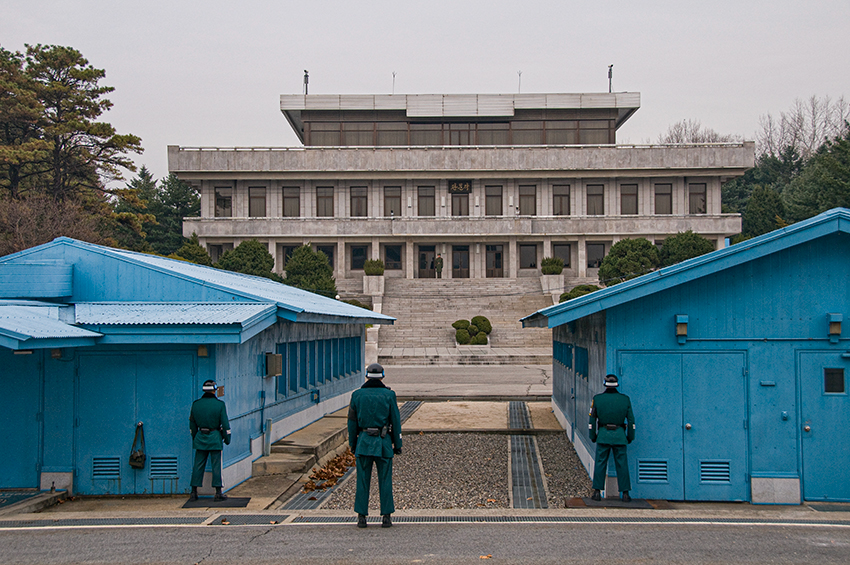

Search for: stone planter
xmin=540 ymin=273 xmax=564 ymax=300
xmin=362 ymin=275 xmax=385 ymax=297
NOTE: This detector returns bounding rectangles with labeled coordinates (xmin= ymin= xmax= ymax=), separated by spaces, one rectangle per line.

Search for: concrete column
xmin=508 ymin=237 xmax=518 ymax=278
xmin=578 ymin=237 xmax=587 ymax=278
xmin=269 ymin=241 xmax=278 ymax=273
xmin=371 ymin=237 xmax=380 ymax=261
xmin=335 ymin=241 xmax=345 ymax=282
xmin=542 ymin=238 xmax=552 ymax=259
xmin=405 ymin=240 xmax=415 ymax=279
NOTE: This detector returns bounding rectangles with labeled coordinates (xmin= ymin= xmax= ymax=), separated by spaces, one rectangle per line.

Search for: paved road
xmin=384 ymin=364 xmax=552 ymax=399
xmin=2 ymin=521 xmax=849 ymax=564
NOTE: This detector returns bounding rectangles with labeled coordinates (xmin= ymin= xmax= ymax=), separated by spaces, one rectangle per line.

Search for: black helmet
xmin=202 ymin=379 xmax=218 ymax=392
xmin=604 ymin=374 xmax=619 ymax=388
xmin=366 ymin=363 xmax=385 ymax=378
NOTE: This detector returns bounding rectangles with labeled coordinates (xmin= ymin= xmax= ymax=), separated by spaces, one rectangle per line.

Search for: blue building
xmin=523 ymin=208 xmax=849 ymax=504
xmin=0 ymin=237 xmax=393 ymax=495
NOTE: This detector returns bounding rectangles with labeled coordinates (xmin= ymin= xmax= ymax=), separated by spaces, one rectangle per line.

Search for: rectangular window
xmin=351 ymin=245 xmax=368 ymax=270
xmin=519 ymin=185 xmax=537 ymax=216
xmin=477 ymin=122 xmax=509 ymax=145
xmin=376 ymin=122 xmax=407 ymax=146
xmin=418 ymin=187 xmax=435 ymax=217
xmin=316 ymin=187 xmax=334 ymax=217
xmin=587 ymin=243 xmax=606 ymax=268
xmin=512 ymin=121 xmax=544 ymax=145
xmin=553 ymin=243 xmax=571 ymax=268
xmin=410 ymin=123 xmax=442 ymax=145
xmin=579 ymin=120 xmax=612 ymax=144
xmin=249 ymin=187 xmax=266 ymax=217
xmin=448 ymin=123 xmax=473 ymax=145
xmin=545 ymin=121 xmax=577 ymax=144
xmin=384 ymin=187 xmax=401 ymax=217
xmin=485 ymin=186 xmax=502 ymax=216
xmin=316 ymin=245 xmax=334 ymax=269
xmin=342 ymin=122 xmax=374 ymax=146
xmin=288 ymin=342 xmax=298 ymax=393
xmin=452 ymin=193 xmax=469 ymax=216
xmin=215 ymin=188 xmax=232 ymax=217
xmin=689 ymin=183 xmax=707 ymax=214
xmin=309 ymin=122 xmax=340 ymax=146
xmin=207 ymin=242 xmax=233 ymax=264
xmin=586 ymin=185 xmax=604 ymax=216
xmin=655 ymin=184 xmax=672 ymax=215
xmin=620 ymin=184 xmax=638 ymax=215
xmin=350 ymin=187 xmax=368 ymax=217
xmin=825 ymin=368 xmax=845 ymax=394
xmin=385 ymin=245 xmax=402 ymax=270
xmin=299 ymin=341 xmax=308 ymax=390
xmin=553 ymin=185 xmax=570 ymax=216
xmin=283 ymin=187 xmax=300 ymax=218
xmin=519 ymin=244 xmax=537 ymax=269
xmin=281 ymin=245 xmax=298 ymax=269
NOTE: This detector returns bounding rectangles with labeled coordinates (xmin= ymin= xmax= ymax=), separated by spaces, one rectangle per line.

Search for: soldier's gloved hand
xmin=393 ymin=447 xmax=402 ymax=455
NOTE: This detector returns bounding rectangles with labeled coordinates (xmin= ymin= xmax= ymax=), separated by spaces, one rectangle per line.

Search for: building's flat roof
xmin=280 ymin=93 xmax=641 ymax=142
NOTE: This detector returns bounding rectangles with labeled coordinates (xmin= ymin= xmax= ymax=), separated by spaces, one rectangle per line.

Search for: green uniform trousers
xmin=592 ymin=443 xmax=631 ymax=492
xmin=191 ymin=449 xmax=223 ymax=488
xmin=354 ymin=455 xmax=394 ymax=516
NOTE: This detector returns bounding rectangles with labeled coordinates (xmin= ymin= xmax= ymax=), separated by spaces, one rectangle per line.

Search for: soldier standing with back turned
xmin=348 ymin=363 xmax=402 ymax=528
xmin=189 ymin=379 xmax=231 ymax=501
xmin=588 ymin=374 xmax=635 ymax=502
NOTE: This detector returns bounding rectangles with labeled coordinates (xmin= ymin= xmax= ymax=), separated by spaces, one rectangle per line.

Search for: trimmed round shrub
xmin=471 ymin=315 xmax=492 ymax=335
xmin=363 ymin=259 xmax=385 ymax=276
xmin=455 ymin=328 xmax=471 ymax=344
xmin=467 ymin=324 xmax=479 ymax=336
xmin=452 ymin=319 xmax=470 ymax=330
xmin=343 ymin=298 xmax=371 ymax=310
xmin=541 ymin=256 xmax=564 ymax=275
xmin=470 ymin=332 xmax=488 ymax=345
xmin=559 ymin=284 xmax=600 ymax=303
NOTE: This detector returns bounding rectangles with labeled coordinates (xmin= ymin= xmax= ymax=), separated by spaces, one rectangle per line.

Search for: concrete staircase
xmin=376 ymin=277 xmax=553 ymax=352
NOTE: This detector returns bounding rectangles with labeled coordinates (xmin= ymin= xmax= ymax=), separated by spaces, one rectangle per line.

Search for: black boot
xmin=189 ymin=487 xmax=198 ymax=501
xmin=214 ymin=487 xmax=227 ymax=501
xmin=381 ymin=514 xmax=392 ymax=528
xmin=357 ymin=514 xmax=367 ymax=528
xmin=590 ymin=489 xmax=602 ymax=501
xmin=622 ymin=491 xmax=631 ymax=503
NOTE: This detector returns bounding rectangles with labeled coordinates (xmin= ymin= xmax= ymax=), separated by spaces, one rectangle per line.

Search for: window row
xmin=275 ymin=336 xmax=361 ymax=398
xmin=304 ymin=119 xmax=614 ymax=147
xmin=214 ymin=183 xmax=708 ymax=219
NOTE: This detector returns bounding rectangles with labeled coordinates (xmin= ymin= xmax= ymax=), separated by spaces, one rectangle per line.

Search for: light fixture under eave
xmin=676 ymin=315 xmax=689 ymax=345
xmin=14 ymin=350 xmax=34 ymax=355
xmin=828 ymin=313 xmax=842 ymax=344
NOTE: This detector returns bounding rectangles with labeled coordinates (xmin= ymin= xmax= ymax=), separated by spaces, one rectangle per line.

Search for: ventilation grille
xmin=150 ymin=457 xmax=179 ymax=478
xmin=700 ymin=460 xmax=731 ymax=483
xmin=637 ymin=460 xmax=668 ymax=483
xmin=92 ymin=457 xmax=121 ymax=479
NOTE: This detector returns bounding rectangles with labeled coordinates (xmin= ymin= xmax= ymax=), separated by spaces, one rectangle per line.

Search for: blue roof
xmin=522 ymin=207 xmax=850 ymax=329
xmin=74 ymin=302 xmax=277 ymax=326
xmin=0 ymin=304 xmax=102 ymax=350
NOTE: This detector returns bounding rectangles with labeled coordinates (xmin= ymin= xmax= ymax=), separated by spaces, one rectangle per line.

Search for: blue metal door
xmin=0 ymin=350 xmax=41 ymax=487
xmin=800 ymin=351 xmax=850 ymax=501
xmin=682 ymin=353 xmax=748 ymax=501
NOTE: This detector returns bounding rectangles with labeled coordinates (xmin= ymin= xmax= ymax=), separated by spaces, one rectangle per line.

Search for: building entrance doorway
xmin=486 ymin=245 xmax=503 ymax=278
xmin=418 ymin=246 xmax=436 ymax=278
xmin=452 ymin=246 xmax=469 ymax=278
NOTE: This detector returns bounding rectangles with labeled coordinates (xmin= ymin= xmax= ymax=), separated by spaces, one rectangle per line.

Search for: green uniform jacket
xmin=348 ymin=381 xmax=402 ymax=458
xmin=190 ymin=394 xmax=231 ymax=450
xmin=589 ymin=389 xmax=635 ymax=445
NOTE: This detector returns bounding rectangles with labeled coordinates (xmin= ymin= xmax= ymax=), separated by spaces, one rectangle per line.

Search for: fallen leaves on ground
xmin=302 ymin=448 xmax=356 ymax=492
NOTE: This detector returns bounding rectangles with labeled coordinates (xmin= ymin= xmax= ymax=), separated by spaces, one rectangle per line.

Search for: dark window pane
xmin=317 ymin=187 xmax=334 ymax=217
xmin=519 ymin=185 xmax=536 ymax=216
xmin=385 ymin=245 xmax=402 ymax=270
xmin=587 ymin=243 xmax=605 ymax=268
xmin=351 ymin=187 xmax=368 ymax=217
xmin=477 ymin=123 xmax=509 ymax=145
xmin=452 ymin=193 xmax=468 ymax=216
xmin=283 ymin=187 xmax=300 ymax=217
xmin=655 ymin=184 xmax=672 ymax=215
xmin=689 ymin=183 xmax=707 ymax=214
xmin=553 ymin=185 xmax=570 ymax=216
xmin=621 ymin=184 xmax=638 ymax=215
xmin=215 ymin=188 xmax=232 ymax=217
xmin=376 ymin=122 xmax=407 ymax=146
xmin=384 ymin=186 xmax=401 ymax=217
xmin=512 ymin=121 xmax=543 ymax=144
xmin=410 ymin=123 xmax=442 ymax=145
xmin=519 ymin=244 xmax=537 ymax=269
xmin=343 ymin=122 xmax=374 ymax=146
xmin=351 ymin=245 xmax=368 ymax=270
xmin=587 ymin=185 xmax=604 ymax=216
xmin=249 ymin=187 xmax=266 ymax=217
xmin=553 ymin=244 xmax=571 ymax=268
xmin=316 ymin=245 xmax=334 ymax=269
xmin=418 ymin=187 xmax=435 ymax=216
xmin=485 ymin=186 xmax=502 ymax=216
xmin=281 ymin=245 xmax=298 ymax=269
xmin=825 ymin=368 xmax=845 ymax=393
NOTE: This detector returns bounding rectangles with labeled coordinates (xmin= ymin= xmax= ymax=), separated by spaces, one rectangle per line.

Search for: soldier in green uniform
xmin=434 ymin=254 xmax=443 ymax=278
xmin=189 ymin=380 xmax=231 ymax=501
xmin=588 ymin=374 xmax=635 ymax=502
xmin=348 ymin=363 xmax=403 ymax=528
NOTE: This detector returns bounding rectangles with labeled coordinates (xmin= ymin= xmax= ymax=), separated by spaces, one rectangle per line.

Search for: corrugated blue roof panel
xmin=0 ymin=305 xmax=102 ymax=344
xmin=74 ymin=302 xmax=277 ymax=326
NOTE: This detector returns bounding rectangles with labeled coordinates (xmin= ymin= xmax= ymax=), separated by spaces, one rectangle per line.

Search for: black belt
xmin=364 ymin=426 xmax=388 ymax=437
xmin=603 ymin=423 xmax=625 ymax=430
xmin=199 ymin=427 xmax=218 ymax=433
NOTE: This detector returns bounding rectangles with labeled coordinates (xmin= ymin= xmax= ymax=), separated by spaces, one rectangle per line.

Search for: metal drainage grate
xmin=283 ymin=467 xmax=355 ymax=510
xmin=511 ymin=434 xmax=548 ymax=509
xmin=0 ymin=517 xmax=207 ymax=528
xmin=508 ymin=401 xmax=531 ymax=429
xmin=213 ymin=515 xmax=289 ymax=526
xmin=290 ymin=515 xmax=850 ymax=525
xmin=399 ymin=401 xmax=423 ymax=424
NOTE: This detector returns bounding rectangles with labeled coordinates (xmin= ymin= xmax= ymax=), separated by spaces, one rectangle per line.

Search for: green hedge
xmin=452 ymin=319 xmax=470 ymax=330
xmin=471 ymin=315 xmax=492 ymax=335
xmin=541 ymin=256 xmax=564 ymax=275
xmin=363 ymin=259 xmax=385 ymax=276
xmin=455 ymin=328 xmax=471 ymax=344
xmin=470 ymin=332 xmax=488 ymax=345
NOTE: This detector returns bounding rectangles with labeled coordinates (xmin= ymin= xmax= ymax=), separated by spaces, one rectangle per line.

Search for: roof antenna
xmin=608 ymin=64 xmax=613 ymax=93
xmin=392 ymin=71 xmax=397 ymax=94
xmin=303 ymin=70 xmax=309 ymax=95
xmin=517 ymin=70 xmax=522 ymax=93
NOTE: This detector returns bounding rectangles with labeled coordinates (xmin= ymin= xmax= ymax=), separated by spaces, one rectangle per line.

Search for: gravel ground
xmin=321 ymin=431 xmax=592 ymax=512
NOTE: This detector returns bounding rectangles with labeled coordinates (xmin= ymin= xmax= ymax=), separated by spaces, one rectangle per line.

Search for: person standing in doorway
xmin=348 ymin=363 xmax=403 ymax=528
xmin=189 ymin=380 xmax=231 ymax=501
xmin=589 ymin=374 xmax=635 ymax=502
xmin=434 ymin=254 xmax=443 ymax=278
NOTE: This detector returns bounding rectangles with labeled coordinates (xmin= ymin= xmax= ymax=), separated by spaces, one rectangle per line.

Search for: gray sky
xmin=4 ymin=0 xmax=849 ymax=184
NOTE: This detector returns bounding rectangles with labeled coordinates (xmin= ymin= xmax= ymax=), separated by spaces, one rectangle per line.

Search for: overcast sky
xmin=3 ymin=0 xmax=849 ymax=184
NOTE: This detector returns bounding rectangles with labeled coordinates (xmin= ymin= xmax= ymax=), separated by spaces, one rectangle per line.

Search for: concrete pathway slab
xmin=402 ymin=401 xmax=507 ymax=431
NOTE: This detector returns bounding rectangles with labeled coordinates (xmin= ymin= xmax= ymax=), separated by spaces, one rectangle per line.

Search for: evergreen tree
xmin=782 ymin=130 xmax=850 ymax=222
xmin=741 ymin=186 xmax=786 ymax=237
xmin=598 ymin=238 xmax=659 ymax=286
xmin=659 ymin=230 xmax=716 ymax=267
xmin=173 ymin=233 xmax=212 ymax=266
xmin=216 ymin=239 xmax=282 ymax=282
xmin=283 ymin=245 xmax=337 ymax=297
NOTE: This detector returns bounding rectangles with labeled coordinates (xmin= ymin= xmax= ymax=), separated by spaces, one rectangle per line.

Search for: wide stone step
xmin=252 ymin=452 xmax=316 ymax=476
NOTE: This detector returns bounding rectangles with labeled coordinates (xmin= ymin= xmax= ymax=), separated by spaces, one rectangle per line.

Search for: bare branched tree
xmin=656 ymin=119 xmax=741 ymax=144
xmin=756 ymin=95 xmax=850 ymax=159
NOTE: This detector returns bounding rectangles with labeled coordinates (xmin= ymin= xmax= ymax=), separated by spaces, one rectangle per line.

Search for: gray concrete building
xmin=169 ymin=92 xmax=752 ymax=297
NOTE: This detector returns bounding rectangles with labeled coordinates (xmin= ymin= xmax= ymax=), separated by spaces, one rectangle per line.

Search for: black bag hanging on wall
xmin=129 ymin=422 xmax=146 ymax=469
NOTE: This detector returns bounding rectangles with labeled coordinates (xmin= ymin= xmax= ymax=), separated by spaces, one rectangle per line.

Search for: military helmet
xmin=202 ymin=379 xmax=218 ymax=392
xmin=604 ymin=374 xmax=619 ymax=388
xmin=366 ymin=363 xmax=385 ymax=379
